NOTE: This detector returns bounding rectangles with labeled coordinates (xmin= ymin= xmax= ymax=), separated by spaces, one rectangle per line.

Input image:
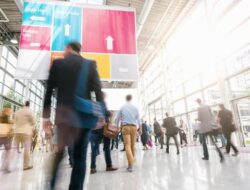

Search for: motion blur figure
xmin=14 ymin=101 xmax=35 ymax=170
xmin=89 ymin=93 xmax=118 ymax=174
xmin=179 ymin=119 xmax=188 ymax=147
xmin=0 ymin=108 xmax=13 ymax=173
xmin=196 ymin=99 xmax=224 ymax=162
xmin=116 ymin=95 xmax=142 ymax=172
xmin=218 ymin=104 xmax=239 ymax=156
xmin=45 ymin=127 xmax=53 ymax=152
xmin=213 ymin=110 xmax=227 ymax=148
xmin=153 ymin=118 xmax=164 ymax=149
xmin=43 ymin=42 xmax=103 ymax=190
xmin=163 ymin=113 xmax=180 ymax=155
xmin=141 ymin=120 xmax=149 ymax=150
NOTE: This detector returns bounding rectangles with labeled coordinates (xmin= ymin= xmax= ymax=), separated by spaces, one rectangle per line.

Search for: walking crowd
xmin=0 ymin=42 xmax=240 ymax=189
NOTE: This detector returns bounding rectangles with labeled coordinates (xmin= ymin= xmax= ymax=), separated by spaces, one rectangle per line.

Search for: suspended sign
xmin=16 ymin=0 xmax=138 ymax=81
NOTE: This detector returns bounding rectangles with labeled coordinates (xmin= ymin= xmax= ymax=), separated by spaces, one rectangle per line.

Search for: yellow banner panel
xmin=82 ymin=53 xmax=110 ymax=80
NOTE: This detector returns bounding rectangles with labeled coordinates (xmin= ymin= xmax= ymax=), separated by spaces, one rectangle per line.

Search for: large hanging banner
xmin=16 ymin=0 xmax=138 ymax=81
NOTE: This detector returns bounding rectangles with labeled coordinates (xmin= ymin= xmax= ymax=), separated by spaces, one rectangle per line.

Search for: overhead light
xmin=148 ymin=45 xmax=155 ymax=50
xmin=10 ymin=36 xmax=18 ymax=44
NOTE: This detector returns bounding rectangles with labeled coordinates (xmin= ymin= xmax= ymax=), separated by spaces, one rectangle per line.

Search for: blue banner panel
xmin=22 ymin=1 xmax=53 ymax=26
xmin=52 ymin=5 xmax=82 ymax=51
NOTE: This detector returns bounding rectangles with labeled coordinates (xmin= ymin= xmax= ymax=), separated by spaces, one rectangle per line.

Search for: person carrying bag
xmin=0 ymin=108 xmax=14 ymax=172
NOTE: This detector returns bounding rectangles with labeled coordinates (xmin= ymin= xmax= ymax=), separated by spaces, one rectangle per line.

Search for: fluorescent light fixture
xmin=148 ymin=45 xmax=155 ymax=50
xmin=10 ymin=37 xmax=18 ymax=44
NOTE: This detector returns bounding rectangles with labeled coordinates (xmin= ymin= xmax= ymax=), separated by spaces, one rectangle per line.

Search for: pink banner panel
xmin=20 ymin=25 xmax=51 ymax=51
xmin=82 ymin=8 xmax=136 ymax=54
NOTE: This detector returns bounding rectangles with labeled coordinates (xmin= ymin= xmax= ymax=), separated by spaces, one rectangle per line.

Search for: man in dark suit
xmin=218 ymin=104 xmax=238 ymax=156
xmin=196 ymin=99 xmax=224 ymax=162
xmin=163 ymin=113 xmax=180 ymax=154
xmin=153 ymin=118 xmax=164 ymax=149
xmin=43 ymin=42 xmax=103 ymax=190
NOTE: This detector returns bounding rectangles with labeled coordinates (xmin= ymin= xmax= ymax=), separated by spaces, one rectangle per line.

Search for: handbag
xmin=211 ymin=123 xmax=222 ymax=136
xmin=147 ymin=137 xmax=153 ymax=147
xmin=74 ymin=60 xmax=105 ymax=129
xmin=103 ymin=124 xmax=120 ymax=139
xmin=0 ymin=123 xmax=13 ymax=138
xmin=230 ymin=123 xmax=237 ymax=132
xmin=172 ymin=126 xmax=180 ymax=135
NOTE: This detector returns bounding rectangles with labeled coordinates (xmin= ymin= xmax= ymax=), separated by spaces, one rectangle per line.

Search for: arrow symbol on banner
xmin=106 ymin=36 xmax=114 ymax=50
xmin=30 ymin=43 xmax=40 ymax=47
xmin=65 ymin=24 xmax=70 ymax=37
xmin=30 ymin=16 xmax=45 ymax=21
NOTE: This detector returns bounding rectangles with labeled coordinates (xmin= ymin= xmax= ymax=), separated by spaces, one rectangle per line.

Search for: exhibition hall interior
xmin=0 ymin=0 xmax=250 ymax=189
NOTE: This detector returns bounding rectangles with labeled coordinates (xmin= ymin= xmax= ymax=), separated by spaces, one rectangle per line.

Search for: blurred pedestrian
xmin=31 ymin=127 xmax=38 ymax=153
xmin=14 ymin=101 xmax=35 ymax=170
xmin=218 ymin=104 xmax=239 ymax=156
xmin=147 ymin=123 xmax=153 ymax=148
xmin=0 ymin=108 xmax=14 ymax=173
xmin=111 ymin=136 xmax=119 ymax=150
xmin=51 ymin=126 xmax=58 ymax=153
xmin=43 ymin=42 xmax=104 ymax=190
xmin=153 ymin=118 xmax=164 ymax=149
xmin=196 ymin=99 xmax=224 ymax=162
xmin=45 ymin=127 xmax=53 ymax=152
xmin=179 ymin=119 xmax=188 ymax=147
xmin=213 ymin=110 xmax=227 ymax=148
xmin=141 ymin=120 xmax=149 ymax=150
xmin=90 ymin=93 xmax=118 ymax=174
xmin=116 ymin=95 xmax=142 ymax=172
xmin=163 ymin=113 xmax=180 ymax=155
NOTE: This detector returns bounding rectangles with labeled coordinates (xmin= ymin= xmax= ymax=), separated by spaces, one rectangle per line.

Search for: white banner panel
xmin=102 ymin=88 xmax=139 ymax=111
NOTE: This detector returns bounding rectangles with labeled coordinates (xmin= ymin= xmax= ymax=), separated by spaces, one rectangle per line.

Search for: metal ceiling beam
xmin=0 ymin=8 xmax=9 ymax=23
xmin=144 ymin=0 xmax=175 ymax=49
xmin=14 ymin=0 xmax=24 ymax=13
xmin=141 ymin=0 xmax=198 ymax=72
xmin=137 ymin=0 xmax=155 ymax=39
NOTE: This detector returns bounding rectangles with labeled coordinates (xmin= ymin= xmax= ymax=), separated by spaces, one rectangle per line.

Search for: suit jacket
xmin=14 ymin=107 xmax=36 ymax=135
xmin=218 ymin=108 xmax=233 ymax=135
xmin=43 ymin=54 xmax=103 ymax=127
xmin=197 ymin=105 xmax=215 ymax=134
xmin=163 ymin=117 xmax=177 ymax=136
xmin=153 ymin=121 xmax=162 ymax=135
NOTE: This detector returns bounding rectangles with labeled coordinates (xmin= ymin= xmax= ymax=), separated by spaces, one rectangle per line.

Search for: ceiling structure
xmin=0 ymin=0 xmax=198 ymax=88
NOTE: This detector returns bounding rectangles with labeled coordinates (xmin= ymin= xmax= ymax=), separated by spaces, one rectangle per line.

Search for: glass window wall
xmin=0 ymin=46 xmax=45 ymax=119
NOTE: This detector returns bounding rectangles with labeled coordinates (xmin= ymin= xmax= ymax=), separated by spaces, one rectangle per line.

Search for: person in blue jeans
xmin=90 ymin=94 xmax=118 ymax=174
xmin=90 ymin=129 xmax=117 ymax=174
xmin=90 ymin=128 xmax=117 ymax=174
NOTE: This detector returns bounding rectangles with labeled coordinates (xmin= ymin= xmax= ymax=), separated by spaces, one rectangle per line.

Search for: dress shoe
xmin=23 ymin=166 xmax=33 ymax=171
xmin=90 ymin=169 xmax=97 ymax=174
xmin=106 ymin=167 xmax=118 ymax=172
xmin=202 ymin=157 xmax=209 ymax=160
xmin=220 ymin=156 xmax=225 ymax=163
xmin=127 ymin=167 xmax=133 ymax=173
xmin=232 ymin=152 xmax=239 ymax=157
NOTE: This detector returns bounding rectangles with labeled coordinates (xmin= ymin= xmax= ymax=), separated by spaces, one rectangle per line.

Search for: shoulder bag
xmin=74 ymin=60 xmax=105 ymax=129
xmin=103 ymin=124 xmax=120 ymax=139
xmin=0 ymin=123 xmax=13 ymax=138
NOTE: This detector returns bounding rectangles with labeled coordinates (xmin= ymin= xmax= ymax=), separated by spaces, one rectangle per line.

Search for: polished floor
xmin=1 ymin=143 xmax=250 ymax=190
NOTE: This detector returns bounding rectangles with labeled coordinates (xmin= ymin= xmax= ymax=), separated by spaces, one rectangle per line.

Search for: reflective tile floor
xmin=1 ymin=144 xmax=250 ymax=190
